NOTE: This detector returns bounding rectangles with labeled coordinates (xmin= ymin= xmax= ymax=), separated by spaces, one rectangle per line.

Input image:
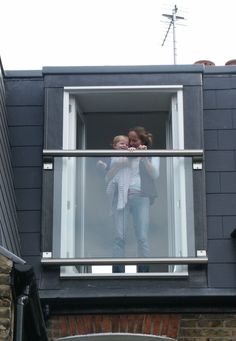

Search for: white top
xmin=129 ymin=157 xmax=160 ymax=191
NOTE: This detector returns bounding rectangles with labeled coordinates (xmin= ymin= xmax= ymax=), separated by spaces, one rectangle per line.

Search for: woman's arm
xmin=141 ymin=157 xmax=160 ymax=179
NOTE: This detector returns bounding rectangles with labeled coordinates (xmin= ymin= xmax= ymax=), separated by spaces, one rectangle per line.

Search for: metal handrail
xmin=43 ymin=149 xmax=204 ymax=157
xmin=41 ymin=257 xmax=208 ymax=266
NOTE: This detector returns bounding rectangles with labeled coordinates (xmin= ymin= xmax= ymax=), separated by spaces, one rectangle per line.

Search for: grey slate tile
xmin=11 ymin=146 xmax=42 ymax=167
xmin=5 ymin=80 xmax=43 ymax=106
xmin=204 ymin=109 xmax=233 ymax=130
xmin=7 ymin=106 xmax=43 ymax=126
xmin=207 ymin=216 xmax=223 ymax=239
xmin=223 ymin=216 xmax=236 ymax=238
xmin=208 ymin=239 xmax=236 ymax=262
xmin=207 ymin=193 xmax=236 ymax=215
xmin=15 ymin=188 xmax=41 ymax=210
xmin=204 ymin=130 xmax=218 ymax=150
xmin=13 ymin=167 xmax=42 ymax=189
xmin=208 ymin=263 xmax=236 ymax=288
xmin=221 ymin=172 xmax=236 ymax=193
xmin=9 ymin=126 xmax=43 ymax=146
xmin=205 ymin=151 xmax=235 ymax=171
xmin=218 ymin=130 xmax=236 ymax=150
xmin=18 ymin=210 xmax=41 ymax=233
xmin=206 ymin=172 xmax=221 ymax=193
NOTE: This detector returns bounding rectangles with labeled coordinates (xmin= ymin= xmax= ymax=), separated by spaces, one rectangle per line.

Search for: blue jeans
xmin=112 ymin=194 xmax=150 ymax=273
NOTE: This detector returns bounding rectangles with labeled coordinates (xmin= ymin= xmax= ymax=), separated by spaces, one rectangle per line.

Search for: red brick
xmin=68 ymin=316 xmax=77 ymax=335
xmin=94 ymin=314 xmax=103 ymax=333
xmin=167 ymin=315 xmax=180 ymax=338
xmin=152 ymin=315 xmax=161 ymax=335
xmin=143 ymin=314 xmax=152 ymax=334
xmin=160 ymin=315 xmax=169 ymax=336
xmin=127 ymin=314 xmax=137 ymax=333
xmin=76 ymin=315 xmax=88 ymax=335
xmin=101 ymin=315 xmax=112 ymax=333
xmin=134 ymin=314 xmax=144 ymax=334
xmin=111 ymin=315 xmax=120 ymax=332
xmin=119 ymin=314 xmax=129 ymax=332
xmin=86 ymin=315 xmax=95 ymax=334
xmin=59 ymin=315 xmax=69 ymax=337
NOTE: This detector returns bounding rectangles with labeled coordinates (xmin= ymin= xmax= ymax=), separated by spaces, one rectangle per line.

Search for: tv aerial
xmin=161 ymin=4 xmax=185 ymax=64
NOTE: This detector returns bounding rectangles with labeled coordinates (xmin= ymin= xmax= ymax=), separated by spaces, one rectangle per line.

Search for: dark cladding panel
xmin=13 ymin=167 xmax=42 ymax=189
xmin=204 ymin=130 xmax=218 ymax=150
xmin=20 ymin=232 xmax=40 ymax=256
xmin=9 ymin=126 xmax=43 ymax=146
xmin=208 ymin=239 xmax=236 ymax=263
xmin=222 ymin=216 xmax=236 ymax=238
xmin=183 ymin=86 xmax=203 ymax=149
xmin=204 ymin=89 xmax=236 ymax=110
xmin=11 ymin=146 xmax=42 ymax=167
xmin=43 ymin=71 xmax=202 ymax=88
xmin=207 ymin=216 xmax=223 ymax=239
xmin=205 ymin=151 xmax=235 ymax=171
xmin=218 ymin=130 xmax=236 ymax=150
xmin=0 ymin=65 xmax=21 ymax=255
xmin=221 ymin=172 xmax=236 ymax=193
xmin=204 ymin=109 xmax=233 ymax=130
xmin=18 ymin=211 xmax=41 ymax=233
xmin=6 ymin=75 xmax=44 ymax=261
xmin=207 ymin=193 xmax=236 ymax=216
xmin=204 ymin=75 xmax=236 ymax=90
xmin=44 ymin=87 xmax=63 ymax=149
xmin=15 ymin=189 xmax=41 ymax=211
xmin=206 ymin=172 xmax=220 ymax=193
xmin=204 ymin=71 xmax=236 ymax=290
xmin=208 ymin=263 xmax=236 ymax=288
xmin=7 ymin=106 xmax=43 ymax=126
xmin=5 ymin=79 xmax=43 ymax=106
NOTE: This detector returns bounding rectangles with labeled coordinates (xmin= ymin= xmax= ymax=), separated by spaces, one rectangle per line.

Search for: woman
xmin=107 ymin=127 xmax=160 ymax=273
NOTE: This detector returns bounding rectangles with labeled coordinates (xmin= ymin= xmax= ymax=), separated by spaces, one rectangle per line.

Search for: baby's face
xmin=114 ymin=138 xmax=128 ymax=150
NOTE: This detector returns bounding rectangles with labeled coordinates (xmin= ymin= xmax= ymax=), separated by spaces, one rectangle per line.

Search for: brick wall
xmin=47 ymin=314 xmax=180 ymax=340
xmin=0 ymin=255 xmax=13 ymax=341
xmin=47 ymin=313 xmax=236 ymax=341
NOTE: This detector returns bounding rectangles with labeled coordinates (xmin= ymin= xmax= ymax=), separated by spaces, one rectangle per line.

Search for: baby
xmin=105 ymin=135 xmax=131 ymax=211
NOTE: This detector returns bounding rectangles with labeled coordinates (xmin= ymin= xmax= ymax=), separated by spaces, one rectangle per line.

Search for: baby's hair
xmin=112 ymin=135 xmax=128 ymax=146
xmin=128 ymin=126 xmax=153 ymax=148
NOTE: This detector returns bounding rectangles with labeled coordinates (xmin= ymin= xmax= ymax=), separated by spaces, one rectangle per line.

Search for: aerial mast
xmin=161 ymin=5 xmax=185 ymax=64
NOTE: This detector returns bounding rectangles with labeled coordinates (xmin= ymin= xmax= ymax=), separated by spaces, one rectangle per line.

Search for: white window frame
xmin=57 ymin=85 xmax=196 ymax=277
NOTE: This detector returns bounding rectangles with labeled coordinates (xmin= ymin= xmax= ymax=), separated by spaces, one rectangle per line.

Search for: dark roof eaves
xmin=42 ymin=64 xmax=204 ymax=75
xmin=4 ymin=70 xmax=43 ymax=78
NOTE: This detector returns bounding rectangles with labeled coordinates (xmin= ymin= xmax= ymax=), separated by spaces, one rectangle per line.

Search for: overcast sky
xmin=1 ymin=0 xmax=236 ymax=70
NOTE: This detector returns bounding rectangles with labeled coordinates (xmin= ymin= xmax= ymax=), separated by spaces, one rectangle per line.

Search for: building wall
xmin=4 ymin=72 xmax=44 ymax=277
xmin=4 ymin=67 xmax=236 ymax=341
xmin=0 ymin=63 xmax=21 ymax=255
xmin=204 ymin=72 xmax=236 ymax=287
xmin=47 ymin=313 xmax=236 ymax=341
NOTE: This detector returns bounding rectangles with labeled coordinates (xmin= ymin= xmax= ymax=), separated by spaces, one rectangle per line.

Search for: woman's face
xmin=128 ymin=131 xmax=142 ymax=148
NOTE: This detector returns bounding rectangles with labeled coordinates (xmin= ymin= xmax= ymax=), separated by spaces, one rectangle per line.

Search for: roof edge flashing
xmin=42 ymin=64 xmax=204 ymax=75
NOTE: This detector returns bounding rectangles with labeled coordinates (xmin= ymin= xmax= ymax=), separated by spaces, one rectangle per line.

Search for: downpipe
xmin=15 ymin=291 xmax=29 ymax=341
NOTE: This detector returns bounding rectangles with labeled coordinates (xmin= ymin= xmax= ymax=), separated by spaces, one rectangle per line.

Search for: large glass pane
xmin=52 ymin=155 xmax=195 ymax=273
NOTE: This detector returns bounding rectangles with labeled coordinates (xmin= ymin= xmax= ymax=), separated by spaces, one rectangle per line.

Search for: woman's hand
xmin=137 ymin=145 xmax=147 ymax=150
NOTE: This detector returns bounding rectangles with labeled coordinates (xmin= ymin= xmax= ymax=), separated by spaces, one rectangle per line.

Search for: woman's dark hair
xmin=128 ymin=126 xmax=153 ymax=148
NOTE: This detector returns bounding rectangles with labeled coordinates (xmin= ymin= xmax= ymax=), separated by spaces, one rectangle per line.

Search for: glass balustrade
xmin=50 ymin=154 xmax=195 ymax=274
